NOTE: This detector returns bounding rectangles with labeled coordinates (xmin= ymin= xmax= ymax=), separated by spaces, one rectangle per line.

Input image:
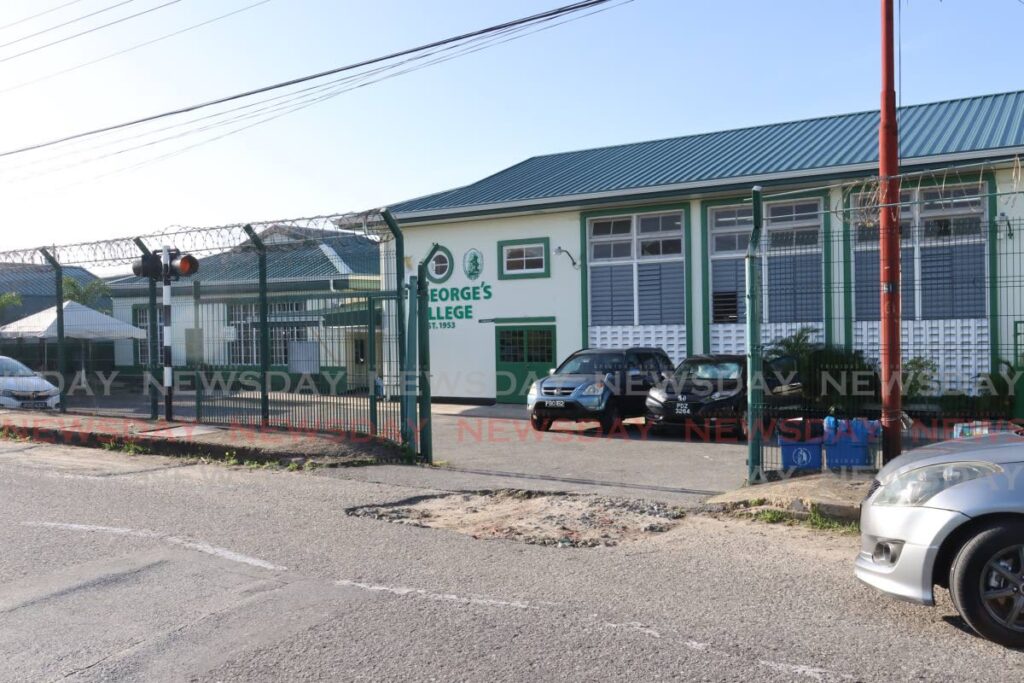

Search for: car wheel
xmin=599 ymin=404 xmax=621 ymax=435
xmin=950 ymin=521 xmax=1024 ymax=648
xmin=530 ymin=413 xmax=552 ymax=432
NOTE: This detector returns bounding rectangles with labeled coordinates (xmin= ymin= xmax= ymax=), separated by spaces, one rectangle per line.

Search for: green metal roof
xmin=392 ymin=90 xmax=1024 ymax=218
xmin=109 ymin=233 xmax=379 ymax=290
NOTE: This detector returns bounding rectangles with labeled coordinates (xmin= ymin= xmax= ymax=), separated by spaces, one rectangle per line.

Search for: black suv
xmin=644 ymin=354 xmax=804 ymax=436
xmin=527 ymin=347 xmax=674 ymax=433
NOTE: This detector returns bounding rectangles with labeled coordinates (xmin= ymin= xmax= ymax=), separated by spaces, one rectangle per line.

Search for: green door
xmin=495 ymin=325 xmax=557 ymax=404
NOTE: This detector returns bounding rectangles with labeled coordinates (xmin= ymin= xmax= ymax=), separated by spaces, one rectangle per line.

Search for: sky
xmin=0 ymin=0 xmax=1021 ymax=250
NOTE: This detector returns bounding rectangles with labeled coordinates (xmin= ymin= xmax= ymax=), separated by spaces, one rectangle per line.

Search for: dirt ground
xmin=347 ymin=489 xmax=688 ymax=547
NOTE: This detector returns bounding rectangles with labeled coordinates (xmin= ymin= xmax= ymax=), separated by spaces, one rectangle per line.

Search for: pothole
xmin=346 ymin=489 xmax=687 ymax=547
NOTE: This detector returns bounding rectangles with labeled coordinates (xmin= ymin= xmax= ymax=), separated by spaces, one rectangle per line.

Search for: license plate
xmin=21 ymin=401 xmax=47 ymax=409
xmin=674 ymin=403 xmax=690 ymax=415
xmin=544 ymin=400 xmax=565 ymax=408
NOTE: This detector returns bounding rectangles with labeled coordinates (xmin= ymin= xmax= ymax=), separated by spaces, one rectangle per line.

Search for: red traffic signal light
xmin=171 ymin=253 xmax=199 ymax=277
xmin=131 ymin=251 xmax=199 ymax=279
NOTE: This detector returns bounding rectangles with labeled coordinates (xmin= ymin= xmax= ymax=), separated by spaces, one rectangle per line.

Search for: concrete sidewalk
xmin=0 ymin=410 xmax=402 ymax=465
xmin=705 ymin=473 xmax=873 ymax=521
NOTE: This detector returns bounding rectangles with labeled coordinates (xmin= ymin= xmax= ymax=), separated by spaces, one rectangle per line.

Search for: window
xmin=852 ymin=184 xmax=986 ymax=321
xmin=497 ymin=238 xmax=550 ymax=279
xmin=497 ymin=328 xmax=554 ymax=364
xmin=588 ymin=209 xmax=686 ymax=327
xmin=709 ymin=205 xmax=753 ymax=324
xmin=425 ymin=245 xmax=453 ymax=284
xmin=133 ymin=307 xmax=163 ymax=366
xmin=765 ymin=199 xmax=823 ymax=323
xmin=228 ymin=301 xmax=309 ymax=366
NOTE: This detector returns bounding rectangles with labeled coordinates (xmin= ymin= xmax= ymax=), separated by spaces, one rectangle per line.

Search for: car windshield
xmin=675 ymin=361 xmax=741 ymax=382
xmin=557 ymin=353 xmax=625 ymax=375
xmin=0 ymin=357 xmax=36 ymax=378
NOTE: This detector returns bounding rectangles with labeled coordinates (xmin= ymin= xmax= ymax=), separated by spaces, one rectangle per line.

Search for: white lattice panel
xmin=853 ymin=319 xmax=989 ymax=393
xmin=588 ymin=325 xmax=687 ymax=364
xmin=710 ymin=323 xmax=825 ymax=355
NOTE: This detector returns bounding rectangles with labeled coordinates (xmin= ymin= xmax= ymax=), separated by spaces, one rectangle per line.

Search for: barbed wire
xmin=0 ymin=210 xmax=392 ymax=268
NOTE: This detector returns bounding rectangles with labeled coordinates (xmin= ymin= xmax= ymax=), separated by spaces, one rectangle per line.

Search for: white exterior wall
xmin=402 ymin=210 xmax=582 ymax=400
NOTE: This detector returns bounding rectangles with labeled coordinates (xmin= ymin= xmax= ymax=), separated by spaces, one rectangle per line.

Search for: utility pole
xmin=162 ymin=245 xmax=174 ymax=421
xmin=879 ymin=0 xmax=902 ymax=463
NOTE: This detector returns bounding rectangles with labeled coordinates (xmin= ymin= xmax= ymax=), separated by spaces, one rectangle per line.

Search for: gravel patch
xmin=347 ymin=489 xmax=687 ymax=548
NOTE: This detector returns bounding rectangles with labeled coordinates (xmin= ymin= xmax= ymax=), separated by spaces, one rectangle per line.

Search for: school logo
xmin=793 ymin=447 xmax=813 ymax=467
xmin=463 ymin=248 xmax=483 ymax=280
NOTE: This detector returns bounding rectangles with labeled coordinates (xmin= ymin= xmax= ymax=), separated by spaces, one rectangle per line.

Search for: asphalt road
xmin=1 ymin=440 xmax=1021 ymax=681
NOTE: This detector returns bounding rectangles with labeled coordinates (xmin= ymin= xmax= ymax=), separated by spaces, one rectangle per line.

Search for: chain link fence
xmin=0 ymin=210 xmax=419 ymax=451
xmin=739 ymin=162 xmax=1024 ymax=480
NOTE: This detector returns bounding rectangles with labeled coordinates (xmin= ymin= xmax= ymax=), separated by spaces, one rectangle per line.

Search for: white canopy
xmin=0 ymin=301 xmax=146 ymax=341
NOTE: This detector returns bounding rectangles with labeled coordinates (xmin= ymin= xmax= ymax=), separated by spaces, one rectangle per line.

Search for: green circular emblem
xmin=463 ymin=248 xmax=483 ymax=280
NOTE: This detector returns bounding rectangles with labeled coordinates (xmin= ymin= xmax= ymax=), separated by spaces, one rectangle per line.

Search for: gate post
xmin=746 ymin=186 xmax=764 ymax=485
xmin=243 ymin=224 xmax=270 ymax=427
xmin=380 ymin=209 xmax=410 ymax=448
xmin=38 ymin=249 xmax=66 ymax=414
xmin=133 ymin=239 xmax=159 ymax=420
xmin=405 ymin=275 xmax=419 ymax=454
xmin=366 ymin=296 xmax=378 ymax=435
xmin=416 ymin=260 xmax=433 ymax=464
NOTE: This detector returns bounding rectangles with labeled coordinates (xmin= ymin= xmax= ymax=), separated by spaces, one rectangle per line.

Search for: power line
xmin=0 ymin=0 xmax=183 ymax=66
xmin=0 ymin=0 xmax=272 ymax=95
xmin=0 ymin=0 xmax=91 ymax=32
xmin=2 ymin=0 xmax=628 ymax=183
xmin=0 ymin=0 xmax=137 ymax=51
xmin=0 ymin=0 xmax=615 ymax=160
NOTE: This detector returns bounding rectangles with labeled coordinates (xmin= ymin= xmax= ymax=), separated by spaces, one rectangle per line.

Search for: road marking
xmin=335 ymin=579 xmax=536 ymax=609
xmin=23 ymin=522 xmax=286 ymax=571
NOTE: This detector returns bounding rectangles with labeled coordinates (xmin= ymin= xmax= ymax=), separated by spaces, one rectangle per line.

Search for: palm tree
xmin=62 ymin=277 xmax=111 ymax=312
xmin=767 ymin=325 xmax=819 ymax=360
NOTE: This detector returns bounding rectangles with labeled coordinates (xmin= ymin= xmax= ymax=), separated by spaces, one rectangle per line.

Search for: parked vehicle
xmin=527 ymin=347 xmax=673 ymax=432
xmin=644 ymin=354 xmax=803 ymax=436
xmin=0 ymin=356 xmax=60 ymax=410
xmin=856 ymin=432 xmax=1024 ymax=647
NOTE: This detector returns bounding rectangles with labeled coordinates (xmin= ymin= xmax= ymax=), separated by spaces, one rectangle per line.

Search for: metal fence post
xmin=746 ymin=186 xmax=764 ymax=485
xmin=38 ymin=249 xmax=65 ymax=413
xmin=366 ymin=296 xmax=378 ymax=435
xmin=133 ymin=238 xmax=159 ymax=420
xmin=416 ymin=261 xmax=433 ymax=464
xmin=405 ymin=275 xmax=419 ymax=454
xmin=193 ymin=279 xmax=203 ymax=423
xmin=243 ymin=224 xmax=270 ymax=428
xmin=380 ymin=209 xmax=410 ymax=448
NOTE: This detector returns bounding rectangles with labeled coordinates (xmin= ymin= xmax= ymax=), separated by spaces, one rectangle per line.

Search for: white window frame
xmin=851 ymin=183 xmax=988 ymax=321
xmin=587 ymin=209 xmax=686 ymax=326
xmin=501 ymin=242 xmax=546 ymax=275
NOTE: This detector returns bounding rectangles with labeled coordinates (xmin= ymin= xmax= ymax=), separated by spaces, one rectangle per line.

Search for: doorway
xmin=494 ymin=325 xmax=556 ymax=404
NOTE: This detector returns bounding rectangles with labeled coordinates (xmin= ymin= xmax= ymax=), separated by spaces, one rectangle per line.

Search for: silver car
xmin=856 ymin=433 xmax=1024 ymax=647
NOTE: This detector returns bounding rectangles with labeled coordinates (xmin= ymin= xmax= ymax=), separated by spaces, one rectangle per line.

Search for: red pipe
xmin=879 ymin=0 xmax=902 ymax=462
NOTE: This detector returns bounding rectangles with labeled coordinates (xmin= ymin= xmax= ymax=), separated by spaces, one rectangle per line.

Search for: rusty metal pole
xmin=879 ymin=0 xmax=902 ymax=463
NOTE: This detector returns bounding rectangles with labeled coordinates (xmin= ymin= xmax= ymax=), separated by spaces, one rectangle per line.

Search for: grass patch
xmin=752 ymin=509 xmax=790 ymax=524
xmin=807 ymin=506 xmax=860 ymax=534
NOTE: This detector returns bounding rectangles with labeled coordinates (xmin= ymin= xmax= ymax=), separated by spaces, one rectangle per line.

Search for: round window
xmin=426 ymin=246 xmax=453 ymax=283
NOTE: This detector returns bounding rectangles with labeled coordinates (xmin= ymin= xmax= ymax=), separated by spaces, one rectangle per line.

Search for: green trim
xmin=424 ymin=244 xmax=454 ymax=284
xmin=496 ymin=237 xmax=550 ymax=280
xmin=491 ymin=316 xmax=556 ymax=324
xmin=578 ymin=202 xmax=692 ymax=353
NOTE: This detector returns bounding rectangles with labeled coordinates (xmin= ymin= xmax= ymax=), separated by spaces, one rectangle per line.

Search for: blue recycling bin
xmin=824 ymin=417 xmax=880 ymax=468
xmin=780 ymin=437 xmax=823 ymax=471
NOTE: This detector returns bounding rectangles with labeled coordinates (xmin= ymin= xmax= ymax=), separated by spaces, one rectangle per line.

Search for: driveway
xmin=429 ymin=403 xmax=748 ymax=503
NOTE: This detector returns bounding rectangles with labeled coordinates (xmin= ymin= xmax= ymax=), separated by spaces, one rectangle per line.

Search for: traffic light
xmin=131 ymin=250 xmax=199 ymax=280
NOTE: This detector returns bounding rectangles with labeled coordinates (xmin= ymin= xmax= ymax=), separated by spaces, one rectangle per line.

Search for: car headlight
xmin=527 ymin=382 xmax=540 ymax=399
xmin=709 ymin=390 xmax=739 ymax=401
xmin=580 ymin=382 xmax=606 ymax=396
xmin=647 ymin=387 xmax=666 ymax=404
xmin=44 ymin=387 xmax=60 ymax=397
xmin=873 ymin=461 xmax=1002 ymax=507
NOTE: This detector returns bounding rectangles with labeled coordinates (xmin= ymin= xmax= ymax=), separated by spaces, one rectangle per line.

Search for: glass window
xmin=428 ymin=252 xmax=450 ymax=280
xmin=228 ymin=301 xmax=308 ymax=366
xmin=133 ymin=307 xmax=164 ymax=367
xmin=503 ymin=243 xmax=546 ymax=273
